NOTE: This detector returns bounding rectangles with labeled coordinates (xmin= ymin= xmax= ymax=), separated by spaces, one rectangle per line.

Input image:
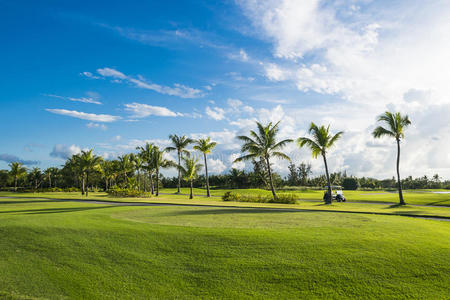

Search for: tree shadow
xmin=0 ymin=200 xmax=63 ymax=205
xmin=427 ymin=199 xmax=450 ymax=206
xmin=0 ymin=206 xmax=116 ymax=215
xmin=160 ymin=208 xmax=307 ymax=217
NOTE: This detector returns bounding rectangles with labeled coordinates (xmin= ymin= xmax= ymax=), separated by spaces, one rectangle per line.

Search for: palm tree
xmin=179 ymin=156 xmax=203 ymax=199
xmin=166 ymin=134 xmax=193 ymax=193
xmin=234 ymin=121 xmax=292 ymax=199
xmin=131 ymin=153 xmax=143 ymax=191
xmin=43 ymin=167 xmax=58 ymax=188
xmin=29 ymin=167 xmax=43 ymax=191
xmin=297 ymin=123 xmax=343 ymax=204
xmin=372 ymin=111 xmax=411 ymax=205
xmin=9 ymin=162 xmax=27 ymax=192
xmin=151 ymin=146 xmax=176 ymax=196
xmin=118 ymin=154 xmax=134 ymax=188
xmin=137 ymin=143 xmax=156 ymax=194
xmin=78 ymin=149 xmax=102 ymax=196
xmin=193 ymin=137 xmax=217 ymax=197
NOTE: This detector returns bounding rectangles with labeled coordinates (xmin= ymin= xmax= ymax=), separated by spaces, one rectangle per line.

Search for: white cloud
xmin=45 ymin=94 xmax=102 ymax=105
xmin=205 ymin=106 xmax=226 ymax=120
xmin=46 ymin=109 xmax=121 ymax=122
xmin=124 ymin=102 xmax=181 ymax=118
xmin=50 ymin=144 xmax=82 ymax=159
xmin=97 ymin=67 xmax=127 ymax=79
xmin=87 ymin=122 xmax=107 ymax=130
xmin=207 ymin=158 xmax=227 ymax=174
xmin=87 ymin=67 xmax=204 ymax=98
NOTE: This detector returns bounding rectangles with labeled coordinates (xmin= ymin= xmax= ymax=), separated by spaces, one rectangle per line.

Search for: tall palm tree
xmin=78 ymin=149 xmax=103 ymax=196
xmin=298 ymin=123 xmax=343 ymax=204
xmin=9 ymin=162 xmax=27 ymax=192
xmin=130 ymin=153 xmax=143 ymax=191
xmin=234 ymin=121 xmax=292 ymax=199
xmin=193 ymin=137 xmax=217 ymax=197
xmin=151 ymin=146 xmax=176 ymax=196
xmin=179 ymin=156 xmax=203 ymax=199
xmin=166 ymin=134 xmax=193 ymax=193
xmin=372 ymin=111 xmax=411 ymax=205
xmin=137 ymin=143 xmax=156 ymax=194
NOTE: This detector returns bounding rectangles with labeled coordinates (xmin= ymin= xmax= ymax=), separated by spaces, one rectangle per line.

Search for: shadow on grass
xmin=428 ymin=199 xmax=450 ymax=207
xmin=0 ymin=205 xmax=116 ymax=215
xmin=0 ymin=199 xmax=64 ymax=205
xmin=159 ymin=208 xmax=309 ymax=217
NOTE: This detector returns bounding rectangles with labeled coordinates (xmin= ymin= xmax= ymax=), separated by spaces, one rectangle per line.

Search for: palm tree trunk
xmin=86 ymin=172 xmax=89 ymax=197
xmin=156 ymin=168 xmax=159 ymax=196
xmin=190 ymin=178 xmax=193 ymax=199
xmin=265 ymin=156 xmax=277 ymax=199
xmin=204 ymin=153 xmax=210 ymax=197
xmin=322 ymin=154 xmax=332 ymax=204
xmin=81 ymin=176 xmax=85 ymax=196
xmin=396 ymin=139 xmax=405 ymax=205
xmin=48 ymin=173 xmax=52 ymax=188
xmin=150 ymin=173 xmax=154 ymax=194
xmin=14 ymin=176 xmax=17 ymax=192
xmin=177 ymin=151 xmax=181 ymax=193
xmin=137 ymin=170 xmax=140 ymax=191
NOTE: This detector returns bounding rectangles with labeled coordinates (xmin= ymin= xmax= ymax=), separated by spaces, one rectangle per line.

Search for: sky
xmin=1 ymin=0 xmax=450 ymax=179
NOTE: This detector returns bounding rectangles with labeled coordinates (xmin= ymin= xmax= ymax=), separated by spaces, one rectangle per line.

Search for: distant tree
xmin=137 ymin=143 xmax=156 ymax=194
xmin=179 ymin=156 xmax=202 ymax=199
xmin=166 ymin=135 xmax=193 ymax=194
xmin=298 ymin=123 xmax=343 ymax=204
xmin=28 ymin=167 xmax=43 ymax=191
xmin=342 ymin=177 xmax=358 ymax=190
xmin=287 ymin=163 xmax=299 ymax=186
xmin=151 ymin=146 xmax=176 ymax=196
xmin=118 ymin=154 xmax=134 ymax=187
xmin=78 ymin=150 xmax=102 ymax=196
xmin=372 ymin=111 xmax=411 ymax=205
xmin=297 ymin=162 xmax=312 ymax=186
xmin=235 ymin=121 xmax=293 ymax=199
xmin=193 ymin=137 xmax=217 ymax=197
xmin=9 ymin=162 xmax=27 ymax=192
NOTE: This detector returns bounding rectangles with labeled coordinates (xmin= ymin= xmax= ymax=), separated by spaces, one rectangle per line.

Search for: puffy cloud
xmin=0 ymin=154 xmax=39 ymax=165
xmin=50 ymin=144 xmax=82 ymax=159
xmin=46 ymin=109 xmax=121 ymax=122
xmin=207 ymin=158 xmax=227 ymax=174
xmin=124 ymin=102 xmax=181 ymax=118
xmin=205 ymin=106 xmax=226 ymax=120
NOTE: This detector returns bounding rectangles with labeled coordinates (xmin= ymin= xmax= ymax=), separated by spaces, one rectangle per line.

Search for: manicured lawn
xmin=0 ymin=197 xmax=449 ymax=299
xmin=1 ymin=191 xmax=449 ymax=219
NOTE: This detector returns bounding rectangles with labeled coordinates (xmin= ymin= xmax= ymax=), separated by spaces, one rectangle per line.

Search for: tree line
xmin=1 ymin=111 xmax=448 ymax=204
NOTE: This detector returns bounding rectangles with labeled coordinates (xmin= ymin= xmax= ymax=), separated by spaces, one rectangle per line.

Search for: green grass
xmin=158 ymin=187 xmax=450 ymax=206
xmin=0 ymin=197 xmax=449 ymax=299
xmin=1 ymin=191 xmax=449 ymax=219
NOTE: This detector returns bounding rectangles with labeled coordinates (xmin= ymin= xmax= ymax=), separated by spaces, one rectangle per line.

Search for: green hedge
xmin=222 ymin=192 xmax=297 ymax=204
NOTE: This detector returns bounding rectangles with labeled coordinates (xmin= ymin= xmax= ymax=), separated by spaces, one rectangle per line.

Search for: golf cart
xmin=323 ymin=185 xmax=346 ymax=203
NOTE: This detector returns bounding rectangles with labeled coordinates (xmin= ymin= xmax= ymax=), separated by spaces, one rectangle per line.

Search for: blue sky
xmin=1 ymin=0 xmax=450 ymax=178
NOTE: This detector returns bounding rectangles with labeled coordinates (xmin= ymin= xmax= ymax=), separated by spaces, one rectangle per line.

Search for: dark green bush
xmin=222 ymin=192 xmax=297 ymax=204
xmin=342 ymin=178 xmax=359 ymax=190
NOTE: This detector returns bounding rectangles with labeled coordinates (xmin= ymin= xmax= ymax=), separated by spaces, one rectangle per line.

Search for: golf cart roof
xmin=324 ymin=185 xmax=343 ymax=189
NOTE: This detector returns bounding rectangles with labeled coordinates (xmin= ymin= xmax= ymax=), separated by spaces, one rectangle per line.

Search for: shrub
xmin=222 ymin=192 xmax=297 ymax=204
xmin=107 ymin=187 xmax=152 ymax=198
xmin=342 ymin=178 xmax=359 ymax=190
